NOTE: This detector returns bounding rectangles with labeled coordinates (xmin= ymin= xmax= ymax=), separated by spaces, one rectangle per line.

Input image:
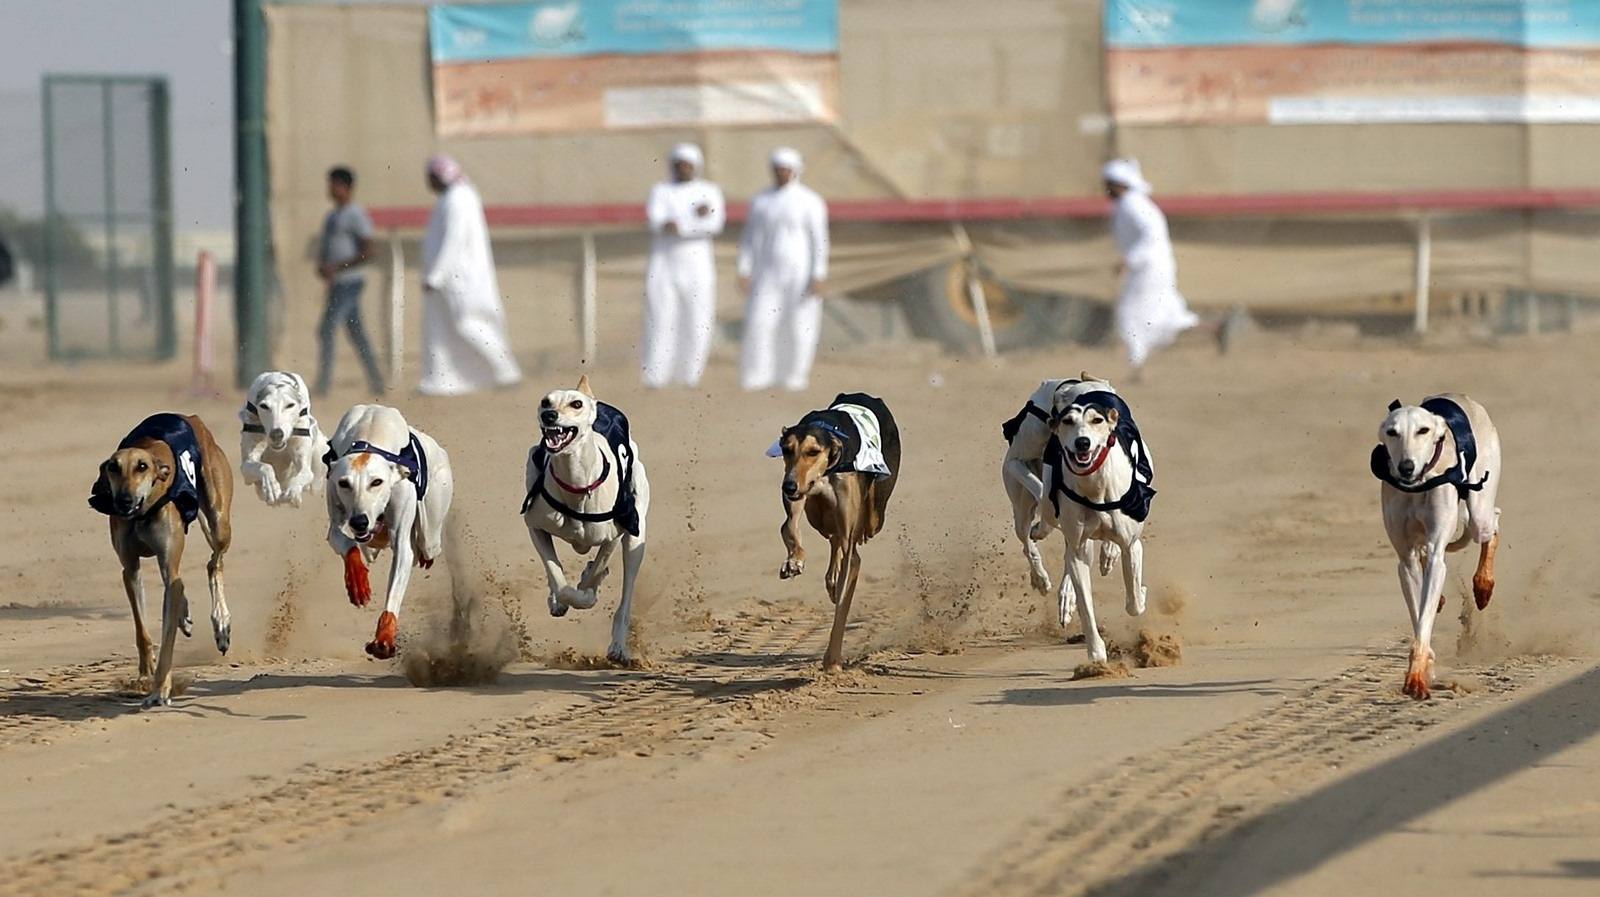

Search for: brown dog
xmin=776 ymin=393 xmax=900 ymax=670
xmin=90 ymin=413 xmax=234 ymax=707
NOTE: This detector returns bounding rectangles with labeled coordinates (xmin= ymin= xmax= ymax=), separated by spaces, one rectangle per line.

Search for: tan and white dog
xmin=323 ymin=404 xmax=454 ymax=659
xmin=1002 ymin=376 xmax=1121 ymax=622
xmin=1035 ymin=385 xmax=1154 ymax=663
xmin=90 ymin=413 xmax=234 ymax=707
xmin=239 ymin=370 xmax=329 ymax=507
xmin=1374 ymin=394 xmax=1501 ymax=700
xmin=521 ymin=376 xmax=650 ymax=665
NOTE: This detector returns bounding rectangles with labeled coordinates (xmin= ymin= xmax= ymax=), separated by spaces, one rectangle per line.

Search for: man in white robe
xmin=1104 ymin=158 xmax=1199 ymax=376
xmin=419 ymin=154 xmax=522 ymax=396
xmin=738 ymin=147 xmax=829 ymax=392
xmin=642 ymin=143 xmax=725 ymax=388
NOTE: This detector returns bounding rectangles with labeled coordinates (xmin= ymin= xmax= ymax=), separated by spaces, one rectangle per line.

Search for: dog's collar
xmin=1418 ymin=435 xmax=1446 ymax=481
xmin=549 ymin=454 xmax=612 ymax=495
xmin=1065 ymin=434 xmax=1116 ymax=476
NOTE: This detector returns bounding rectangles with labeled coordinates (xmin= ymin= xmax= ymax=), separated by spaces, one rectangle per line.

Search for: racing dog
xmin=521 ymin=376 xmax=650 ymax=665
xmin=1036 ymin=386 xmax=1155 ymax=663
xmin=89 ymin=413 xmax=234 ymax=707
xmin=323 ymin=404 xmax=454 ymax=659
xmin=238 ymin=370 xmax=329 ymax=507
xmin=774 ymin=393 xmax=900 ymax=671
xmin=1373 ymin=394 xmax=1502 ymax=700
xmin=1001 ymin=375 xmax=1120 ymax=618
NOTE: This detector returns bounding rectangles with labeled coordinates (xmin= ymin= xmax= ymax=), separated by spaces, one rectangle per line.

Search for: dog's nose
xmin=269 ymin=427 xmax=286 ymax=443
xmin=539 ymin=409 xmax=559 ymax=426
xmin=1073 ymin=436 xmax=1092 ymax=453
xmin=1398 ymin=459 xmax=1416 ymax=478
xmin=350 ymin=514 xmax=369 ymax=533
xmin=782 ymin=478 xmax=800 ymax=499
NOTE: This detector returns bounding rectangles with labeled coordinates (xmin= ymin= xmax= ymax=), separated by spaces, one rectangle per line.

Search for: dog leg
xmin=609 ymin=532 xmax=647 ymax=665
xmin=120 ymin=557 xmax=155 ymax=678
xmin=1057 ymin=536 xmax=1078 ymax=628
xmin=1003 ymin=457 xmax=1047 ymax=505
xmin=199 ymin=509 xmax=232 ymax=655
xmin=1099 ymin=541 xmax=1121 ymax=578
xmin=1008 ymin=473 xmax=1051 ymax=594
xmin=1405 ymin=541 xmax=1449 ymax=700
xmin=822 ymin=543 xmax=860 ymax=671
xmin=1065 ymin=538 xmax=1105 ymax=662
xmin=1472 ymin=531 xmax=1500 ymax=611
xmin=779 ymin=496 xmax=807 ymax=579
xmin=146 ymin=538 xmax=186 ymax=708
xmin=1120 ymin=537 xmax=1146 ymax=616
xmin=367 ymin=498 xmax=419 ymax=660
xmin=579 ymin=537 xmax=618 ymax=595
xmin=530 ymin=528 xmax=572 ymax=617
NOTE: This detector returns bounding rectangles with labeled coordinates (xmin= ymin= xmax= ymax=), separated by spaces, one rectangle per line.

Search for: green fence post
xmin=234 ymin=0 xmax=271 ymax=386
xmin=150 ymin=79 xmax=176 ymax=360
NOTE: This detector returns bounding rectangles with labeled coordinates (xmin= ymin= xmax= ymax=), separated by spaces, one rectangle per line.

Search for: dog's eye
xmin=805 ymin=448 xmax=822 ymax=458
xmin=1417 ymin=427 xmax=1430 ymax=436
xmin=285 ymin=402 xmax=296 ymax=409
xmin=1386 ymin=428 xmax=1399 ymax=438
xmin=570 ymin=400 xmax=584 ymax=410
xmin=135 ymin=461 xmax=148 ymax=472
xmin=338 ymin=479 xmax=352 ymax=490
xmin=370 ymin=479 xmax=384 ymax=489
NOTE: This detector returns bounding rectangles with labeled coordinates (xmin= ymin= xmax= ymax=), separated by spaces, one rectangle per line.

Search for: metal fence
xmin=42 ymin=74 xmax=174 ymax=360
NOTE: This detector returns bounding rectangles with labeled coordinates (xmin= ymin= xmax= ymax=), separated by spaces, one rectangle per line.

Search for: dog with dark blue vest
xmin=89 ymin=412 xmax=234 ymax=707
xmin=522 ymin=376 xmax=651 ymax=665
xmin=773 ymin=392 xmax=901 ymax=671
xmin=1374 ymin=393 xmax=1502 ymax=700
xmin=1033 ymin=382 xmax=1156 ymax=664
xmin=323 ymin=403 xmax=454 ymax=660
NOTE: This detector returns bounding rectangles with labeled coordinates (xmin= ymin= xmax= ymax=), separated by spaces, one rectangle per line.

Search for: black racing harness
xmin=1370 ymin=397 xmax=1489 ymax=499
xmin=1042 ymin=390 xmax=1156 ymax=523
xmin=323 ymin=432 xmax=431 ymax=499
xmin=241 ymin=401 xmax=315 ymax=438
xmin=88 ymin=413 xmax=208 ymax=530
xmin=520 ymin=402 xmax=641 ymax=537
xmin=1000 ymin=379 xmax=1084 ymax=444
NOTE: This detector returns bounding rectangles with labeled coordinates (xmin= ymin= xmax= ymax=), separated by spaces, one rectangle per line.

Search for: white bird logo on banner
xmin=530 ymin=2 xmax=583 ymax=48
xmin=1251 ymin=0 xmax=1307 ymax=33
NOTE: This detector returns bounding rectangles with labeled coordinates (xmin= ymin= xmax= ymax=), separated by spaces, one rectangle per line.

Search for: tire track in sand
xmin=0 ymin=614 xmax=835 ymax=897
xmin=948 ymin=649 xmax=1579 ymax=897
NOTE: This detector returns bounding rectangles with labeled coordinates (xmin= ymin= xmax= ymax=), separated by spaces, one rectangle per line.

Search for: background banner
xmin=1106 ymin=0 xmax=1600 ymax=124
xmin=430 ymin=0 xmax=840 ymax=136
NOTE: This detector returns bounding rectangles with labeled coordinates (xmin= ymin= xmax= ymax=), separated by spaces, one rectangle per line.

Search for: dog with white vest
xmin=322 ymin=404 xmax=454 ymax=659
xmin=1034 ymin=384 xmax=1156 ymax=663
xmin=521 ymin=376 xmax=651 ymax=665
xmin=1373 ymin=393 xmax=1501 ymax=700
xmin=239 ymin=370 xmax=330 ymax=507
xmin=1001 ymin=375 xmax=1122 ymax=612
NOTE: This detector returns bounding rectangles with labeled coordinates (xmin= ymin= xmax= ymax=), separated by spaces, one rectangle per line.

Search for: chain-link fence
xmin=42 ymin=74 xmax=174 ymax=360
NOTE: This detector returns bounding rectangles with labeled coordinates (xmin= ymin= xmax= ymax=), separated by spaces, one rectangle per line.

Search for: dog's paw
xmin=779 ymin=558 xmax=805 ymax=579
xmin=213 ymin=617 xmax=231 ymax=655
xmin=578 ymin=560 xmax=610 ymax=591
xmin=344 ymin=548 xmax=372 ymax=608
xmin=1058 ymin=588 xmax=1075 ymax=628
xmin=558 ymin=586 xmax=598 ymax=611
xmin=141 ymin=693 xmax=172 ymax=709
xmin=1029 ymin=567 xmax=1051 ymax=595
xmin=1126 ymin=586 xmax=1147 ymax=617
xmin=1029 ymin=521 xmax=1051 ymax=542
xmin=1098 ymin=542 xmax=1121 ymax=577
xmin=1472 ymin=572 xmax=1495 ymax=610
xmin=605 ymin=644 xmax=632 ymax=667
xmin=180 ymin=614 xmax=194 ymax=639
xmin=365 ymin=611 xmax=399 ymax=660
xmin=547 ymin=593 xmax=569 ymax=618
xmin=284 ymin=488 xmax=305 ymax=508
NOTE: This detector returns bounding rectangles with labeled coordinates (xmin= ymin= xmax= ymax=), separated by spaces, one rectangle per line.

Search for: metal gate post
xmin=234 ymin=0 xmax=271 ymax=386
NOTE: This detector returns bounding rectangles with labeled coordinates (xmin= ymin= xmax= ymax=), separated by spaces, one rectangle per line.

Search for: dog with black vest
xmin=323 ymin=403 xmax=454 ymax=660
xmin=1034 ymin=384 xmax=1156 ymax=664
xmin=1373 ymin=393 xmax=1502 ymax=700
xmin=521 ymin=376 xmax=651 ymax=665
xmin=772 ymin=392 xmax=900 ymax=671
xmin=90 ymin=413 xmax=234 ymax=707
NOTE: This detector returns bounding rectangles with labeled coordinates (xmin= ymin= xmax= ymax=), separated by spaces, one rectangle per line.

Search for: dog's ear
xmin=1106 ymin=407 xmax=1120 ymax=426
xmin=1388 ymin=399 xmax=1402 ymax=412
xmin=291 ymin=372 xmax=311 ymax=407
xmin=576 ymin=375 xmax=594 ymax=398
xmin=155 ymin=462 xmax=172 ymax=483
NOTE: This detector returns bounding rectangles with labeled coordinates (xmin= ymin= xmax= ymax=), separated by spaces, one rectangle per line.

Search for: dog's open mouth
xmin=354 ymin=520 xmax=386 ymax=544
xmin=1068 ymin=449 xmax=1097 ymax=471
xmin=542 ymin=425 xmax=578 ymax=453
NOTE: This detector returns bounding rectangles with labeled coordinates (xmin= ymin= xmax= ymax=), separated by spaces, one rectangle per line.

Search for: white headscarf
xmin=427 ymin=153 xmax=466 ymax=187
xmin=770 ymin=146 xmax=803 ymax=176
xmin=1102 ymin=158 xmax=1151 ymax=194
xmin=668 ymin=142 xmax=703 ymax=173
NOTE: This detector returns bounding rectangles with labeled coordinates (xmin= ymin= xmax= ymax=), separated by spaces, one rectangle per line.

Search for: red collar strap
xmin=1067 ymin=433 xmax=1116 ymax=476
xmin=551 ymin=454 xmax=611 ymax=495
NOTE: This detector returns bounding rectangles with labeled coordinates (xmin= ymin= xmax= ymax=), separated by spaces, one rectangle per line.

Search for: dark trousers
xmin=315 ymin=277 xmax=385 ymax=395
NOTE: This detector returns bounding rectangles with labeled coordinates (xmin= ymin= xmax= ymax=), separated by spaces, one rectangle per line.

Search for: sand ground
xmin=2 ymin=321 xmax=1599 ymax=897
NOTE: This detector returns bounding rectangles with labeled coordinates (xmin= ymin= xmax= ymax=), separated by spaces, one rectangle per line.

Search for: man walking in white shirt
xmin=642 ymin=143 xmax=725 ymax=388
xmin=738 ymin=147 xmax=829 ymax=392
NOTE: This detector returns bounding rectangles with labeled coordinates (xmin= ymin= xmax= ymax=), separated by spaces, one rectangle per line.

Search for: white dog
xmin=1034 ymin=385 xmax=1155 ymax=663
xmin=1002 ymin=376 xmax=1121 ymax=617
xmin=323 ymin=404 xmax=454 ymax=659
xmin=520 ymin=376 xmax=650 ymax=665
xmin=1373 ymin=394 xmax=1501 ymax=700
xmin=239 ymin=370 xmax=330 ymax=507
